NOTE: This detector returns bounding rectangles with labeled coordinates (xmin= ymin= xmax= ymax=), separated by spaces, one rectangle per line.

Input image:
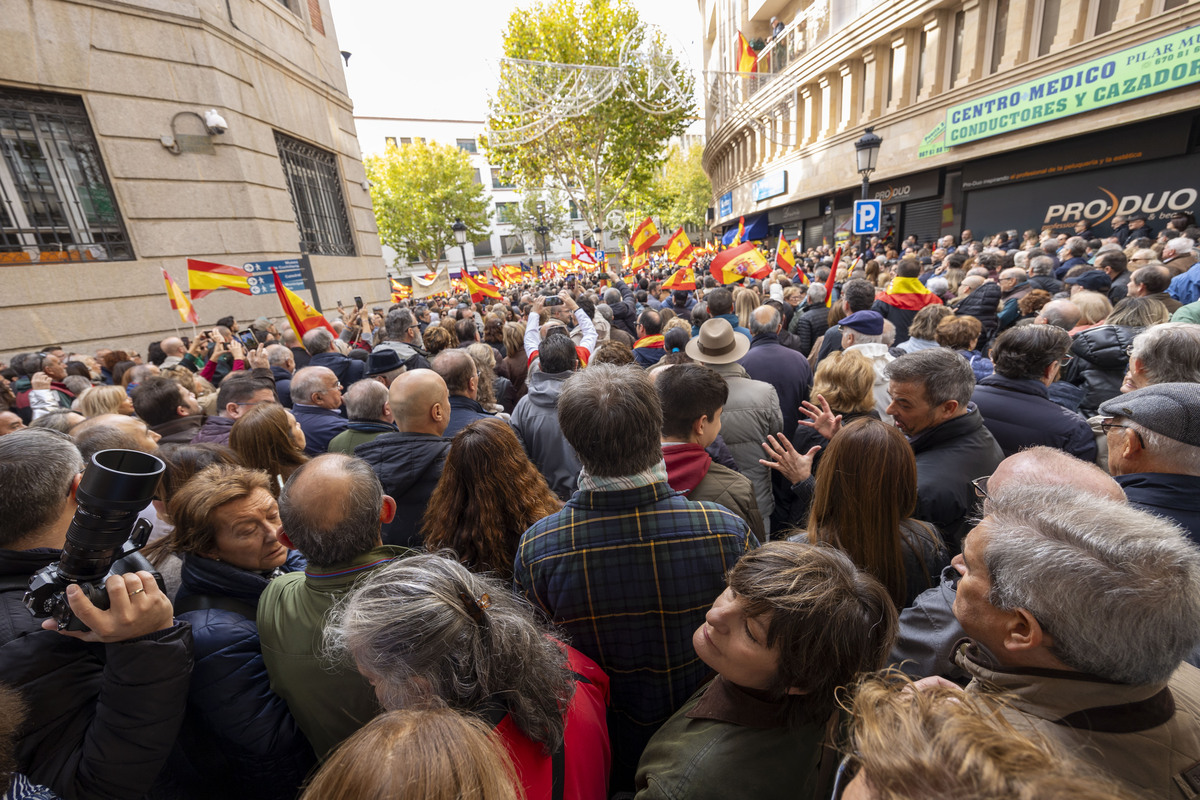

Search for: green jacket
xmin=326 ymin=421 xmax=397 ymax=455
xmin=1171 ymin=301 xmax=1200 ymax=324
xmin=635 ymin=676 xmax=829 ymax=800
xmin=257 ymin=544 xmax=414 ymax=759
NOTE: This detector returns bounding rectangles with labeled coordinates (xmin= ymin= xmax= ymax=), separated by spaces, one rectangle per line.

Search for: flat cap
xmin=1098 ymin=383 xmax=1200 ymax=448
xmin=840 ymin=310 xmax=884 ymax=335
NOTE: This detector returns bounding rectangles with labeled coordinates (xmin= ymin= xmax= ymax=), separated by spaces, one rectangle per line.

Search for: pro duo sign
xmin=946 ymin=27 xmax=1200 ymax=146
xmin=1043 ymin=187 xmax=1198 ymax=226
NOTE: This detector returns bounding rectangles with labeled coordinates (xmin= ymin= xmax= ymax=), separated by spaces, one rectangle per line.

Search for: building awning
xmin=722 ymin=212 xmax=768 ymax=244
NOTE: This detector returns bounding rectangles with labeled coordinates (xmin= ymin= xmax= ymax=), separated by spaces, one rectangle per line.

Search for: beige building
xmin=700 ymin=0 xmax=1200 ymax=248
xmin=1 ymin=0 xmax=386 ymax=360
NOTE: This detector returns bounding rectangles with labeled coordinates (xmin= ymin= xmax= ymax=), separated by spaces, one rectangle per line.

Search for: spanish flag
xmin=571 ymin=239 xmax=598 ymax=266
xmin=736 ymin=32 xmax=758 ymax=73
xmin=464 ymin=272 xmax=502 ymax=303
xmin=629 ymin=216 xmax=660 ymax=253
xmin=631 ymin=250 xmax=650 ymax=272
xmin=664 ymin=228 xmax=696 ymax=267
xmin=775 ymin=231 xmax=796 ymax=273
xmin=710 ymin=242 xmax=769 ymax=284
xmin=824 ymin=247 xmax=842 ymax=307
xmin=876 ymin=276 xmax=943 ymax=311
xmin=161 ymin=268 xmax=198 ymax=324
xmin=662 ymin=267 xmax=696 ymax=291
xmin=187 ymin=258 xmax=252 ymax=299
xmin=731 ymin=216 xmax=745 ymax=246
xmin=273 ymin=268 xmax=335 ymax=339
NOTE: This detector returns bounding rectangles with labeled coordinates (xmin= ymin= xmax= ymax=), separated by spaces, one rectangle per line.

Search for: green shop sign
xmin=945 ymin=27 xmax=1200 ymax=146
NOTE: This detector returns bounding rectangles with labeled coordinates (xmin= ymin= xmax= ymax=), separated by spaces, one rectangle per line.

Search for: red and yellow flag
xmin=731 ymin=216 xmax=745 ymax=246
xmin=161 ymin=268 xmax=198 ymax=324
xmin=187 ymin=258 xmax=252 ymax=299
xmin=571 ymin=239 xmax=598 ymax=266
xmin=661 ymin=267 xmax=696 ymax=291
xmin=273 ymin=268 xmax=335 ymax=339
xmin=629 ymin=217 xmax=660 ymax=253
xmin=390 ymin=278 xmax=411 ymax=303
xmin=710 ymin=242 xmax=769 ymax=284
xmin=825 ymin=247 xmax=843 ymax=307
xmin=664 ymin=228 xmax=697 ymax=267
xmin=775 ymin=230 xmax=796 ymax=273
xmin=736 ymin=32 xmax=758 ymax=73
xmin=877 ymin=276 xmax=943 ymax=311
xmin=463 ymin=272 xmax=502 ymax=303
xmin=631 ymin=250 xmax=650 ymax=273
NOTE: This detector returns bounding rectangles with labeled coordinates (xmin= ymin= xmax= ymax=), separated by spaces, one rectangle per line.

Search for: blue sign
xmin=719 ymin=191 xmax=733 ymax=218
xmin=752 ymin=170 xmax=788 ymax=202
xmin=853 ymin=200 xmax=882 ymax=235
xmin=243 ymin=259 xmax=306 ymax=295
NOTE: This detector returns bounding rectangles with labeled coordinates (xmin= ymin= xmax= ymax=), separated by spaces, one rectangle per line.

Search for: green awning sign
xmin=946 ymin=27 xmax=1200 ymax=146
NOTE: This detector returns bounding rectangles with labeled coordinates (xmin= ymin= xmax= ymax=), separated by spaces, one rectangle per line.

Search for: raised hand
xmin=758 ymin=433 xmax=821 ymax=485
xmin=797 ymin=393 xmax=843 ymax=440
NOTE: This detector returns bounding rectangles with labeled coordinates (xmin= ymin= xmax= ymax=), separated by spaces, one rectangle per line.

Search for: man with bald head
xmin=354 ymin=369 xmax=451 ymax=548
xmin=432 ymin=348 xmax=492 ymax=438
xmin=889 ymin=446 xmax=1123 ymax=683
xmin=258 ymin=453 xmax=414 ymax=758
xmin=158 ymin=337 xmax=186 ymax=370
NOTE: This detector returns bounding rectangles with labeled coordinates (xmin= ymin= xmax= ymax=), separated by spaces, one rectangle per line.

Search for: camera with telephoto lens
xmin=24 ymin=449 xmax=166 ymax=632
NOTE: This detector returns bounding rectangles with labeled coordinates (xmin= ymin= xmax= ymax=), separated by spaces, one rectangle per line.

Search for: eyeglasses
xmin=1058 ymin=353 xmax=1074 ymax=367
xmin=1098 ymin=419 xmax=1141 ymax=447
xmin=972 ymin=475 xmax=991 ymax=499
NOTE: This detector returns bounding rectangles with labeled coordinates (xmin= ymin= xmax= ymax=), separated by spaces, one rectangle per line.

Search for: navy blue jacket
xmin=1116 ymin=473 xmax=1200 ymax=543
xmin=739 ymin=333 xmax=813 ymax=440
xmin=355 ymin=432 xmax=451 ymax=548
xmin=292 ymin=403 xmax=349 ymax=455
xmin=972 ymin=374 xmax=1096 ymax=461
xmin=1055 ymin=255 xmax=1091 ymax=280
xmin=270 ymin=365 xmax=293 ymax=409
xmin=444 ymin=395 xmax=493 ymax=439
xmin=309 ymin=351 xmax=365 ymax=388
xmin=171 ymin=552 xmax=312 ymax=800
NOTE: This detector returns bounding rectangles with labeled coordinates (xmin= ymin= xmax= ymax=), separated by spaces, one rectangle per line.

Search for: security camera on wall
xmin=204 ymin=109 xmax=229 ymax=135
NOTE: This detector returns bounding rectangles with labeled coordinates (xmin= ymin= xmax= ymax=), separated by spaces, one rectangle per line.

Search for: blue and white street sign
xmin=243 ymin=259 xmax=306 ymax=295
xmin=853 ymin=200 xmax=882 ymax=235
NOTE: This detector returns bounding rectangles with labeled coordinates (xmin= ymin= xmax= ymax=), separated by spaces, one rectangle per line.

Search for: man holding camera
xmin=0 ymin=429 xmax=192 ymax=799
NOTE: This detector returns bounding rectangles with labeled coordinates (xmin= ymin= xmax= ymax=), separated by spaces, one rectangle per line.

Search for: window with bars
xmin=274 ymin=131 xmax=356 ymax=256
xmin=0 ymin=87 xmax=133 ymax=265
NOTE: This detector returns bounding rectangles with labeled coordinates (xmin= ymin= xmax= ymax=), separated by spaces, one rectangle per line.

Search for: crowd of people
xmin=1 ymin=216 xmax=1200 ymax=800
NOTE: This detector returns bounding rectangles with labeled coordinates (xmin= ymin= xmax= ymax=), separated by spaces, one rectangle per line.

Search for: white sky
xmin=329 ymin=0 xmax=704 ymax=120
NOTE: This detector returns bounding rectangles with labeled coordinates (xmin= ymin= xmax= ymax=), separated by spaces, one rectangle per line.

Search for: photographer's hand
xmin=46 ymin=571 xmax=174 ymax=642
xmin=531 ymin=296 xmax=545 ymax=317
xmin=31 ymin=371 xmax=52 ymax=391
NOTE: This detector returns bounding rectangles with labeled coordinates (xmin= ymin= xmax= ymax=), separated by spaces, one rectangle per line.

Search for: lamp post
xmin=452 ymin=218 xmax=468 ymax=283
xmin=535 ymin=201 xmax=549 ymax=271
xmin=854 ymin=127 xmax=883 ymax=259
xmin=593 ymin=225 xmax=603 ymax=271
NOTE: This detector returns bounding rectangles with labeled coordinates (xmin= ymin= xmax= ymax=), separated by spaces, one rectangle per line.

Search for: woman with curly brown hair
xmin=228 ymin=403 xmax=309 ymax=494
xmin=421 ymin=417 xmax=560 ymax=579
xmin=422 ymin=325 xmax=454 ymax=360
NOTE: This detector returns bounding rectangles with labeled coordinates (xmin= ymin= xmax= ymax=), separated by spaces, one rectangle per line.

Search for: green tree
xmin=625 ymin=143 xmax=712 ymax=235
xmin=365 ymin=140 xmax=491 ymax=270
xmin=484 ymin=0 xmax=695 ymax=240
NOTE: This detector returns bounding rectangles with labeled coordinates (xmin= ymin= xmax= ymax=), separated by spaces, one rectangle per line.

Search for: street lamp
xmin=452 ymin=218 xmax=468 ymax=278
xmin=854 ymin=127 xmax=883 ymax=258
xmin=593 ymin=226 xmax=603 ymax=270
xmin=535 ymin=201 xmax=549 ymax=271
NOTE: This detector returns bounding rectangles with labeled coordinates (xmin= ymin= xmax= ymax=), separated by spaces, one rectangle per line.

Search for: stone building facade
xmin=1 ymin=0 xmax=385 ymax=358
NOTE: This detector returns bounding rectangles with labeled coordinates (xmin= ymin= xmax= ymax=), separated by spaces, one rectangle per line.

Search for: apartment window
xmin=384 ymin=136 xmax=397 ymax=147
xmin=491 ymin=168 xmax=513 ymax=189
xmin=400 ymin=137 xmax=412 ymax=145
xmin=990 ymin=0 xmax=1009 ymax=73
xmin=274 ymin=131 xmax=356 ymax=256
xmin=1037 ymin=0 xmax=1061 ymax=56
xmin=501 ymin=234 xmax=525 ymax=255
xmin=949 ymin=10 xmax=965 ymax=88
xmin=916 ymin=30 xmax=928 ymax=95
xmin=1164 ymin=0 xmax=1187 ymax=8
xmin=569 ymin=200 xmax=581 ymax=220
xmin=473 ymin=238 xmax=493 ymax=257
xmin=886 ymin=47 xmax=895 ymax=105
xmin=495 ymin=202 xmax=518 ymax=224
xmin=0 ymin=87 xmax=133 ymax=264
xmin=472 ymin=168 xmax=481 ymax=185
xmin=456 ymin=138 xmax=477 ymax=154
xmin=1094 ymin=0 xmax=1119 ymax=33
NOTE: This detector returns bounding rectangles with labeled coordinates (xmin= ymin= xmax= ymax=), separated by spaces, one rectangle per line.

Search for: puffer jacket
xmin=1064 ymin=324 xmax=1140 ymax=416
xmin=608 ymin=278 xmax=640 ymax=338
xmin=0 ymin=547 xmax=193 ymax=800
xmin=972 ymin=374 xmax=1096 ymax=461
xmin=953 ymin=281 xmax=1002 ymax=347
xmin=789 ymin=305 xmax=831 ymax=357
xmin=510 ymin=371 xmax=581 ymax=500
xmin=355 ymin=432 xmax=451 ymax=548
xmin=170 ymin=551 xmax=313 ymax=800
xmin=704 ymin=362 xmax=783 ymax=525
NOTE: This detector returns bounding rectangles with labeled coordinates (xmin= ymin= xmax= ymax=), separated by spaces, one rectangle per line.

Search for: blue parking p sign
xmin=853 ymin=200 xmax=882 ymax=235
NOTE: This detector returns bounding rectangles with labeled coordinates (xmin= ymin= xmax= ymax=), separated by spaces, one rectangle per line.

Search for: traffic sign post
xmin=853 ymin=200 xmax=882 ymax=235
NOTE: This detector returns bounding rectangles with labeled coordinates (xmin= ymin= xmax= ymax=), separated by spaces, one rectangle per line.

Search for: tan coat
xmin=957 ymin=643 xmax=1200 ymax=799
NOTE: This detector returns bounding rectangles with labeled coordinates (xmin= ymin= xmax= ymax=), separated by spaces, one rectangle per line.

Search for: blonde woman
xmin=75 ymin=384 xmax=133 ymax=417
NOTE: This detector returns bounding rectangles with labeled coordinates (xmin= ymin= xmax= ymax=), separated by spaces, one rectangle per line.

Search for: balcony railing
xmin=754 ymin=0 xmax=833 ymax=77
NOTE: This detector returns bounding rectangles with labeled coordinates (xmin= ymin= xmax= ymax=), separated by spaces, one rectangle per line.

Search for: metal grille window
xmin=274 ymin=131 xmax=356 ymax=256
xmin=0 ymin=87 xmax=132 ymax=264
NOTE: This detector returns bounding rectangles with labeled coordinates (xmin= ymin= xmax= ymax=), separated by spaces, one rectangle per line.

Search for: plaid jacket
xmin=514 ymin=481 xmax=755 ymax=778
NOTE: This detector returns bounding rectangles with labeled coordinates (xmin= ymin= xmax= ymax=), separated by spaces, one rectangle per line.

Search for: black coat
xmin=908 ymin=406 xmax=1005 ymax=550
xmin=1063 ymin=324 xmax=1139 ymax=417
xmin=1028 ymin=275 xmax=1063 ymax=295
xmin=355 ymin=432 xmax=450 ymax=548
xmin=953 ymin=282 xmax=1002 ymax=345
xmin=788 ymin=305 xmax=831 ymax=357
xmin=0 ymin=547 xmax=193 ymax=800
xmin=971 ymin=374 xmax=1096 ymax=461
xmin=1116 ymin=473 xmax=1200 ymax=543
xmin=309 ymin=351 xmax=366 ymax=388
xmin=609 ymin=279 xmax=640 ymax=338
xmin=170 ymin=552 xmax=313 ymax=799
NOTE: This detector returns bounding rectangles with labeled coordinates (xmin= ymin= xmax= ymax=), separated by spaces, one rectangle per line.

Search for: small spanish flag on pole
xmin=824 ymin=247 xmax=843 ymax=307
xmin=273 ymin=268 xmax=335 ymax=339
xmin=736 ymin=32 xmax=758 ymax=74
xmin=710 ymin=242 xmax=769 ymax=284
xmin=629 ymin=216 xmax=660 ymax=253
xmin=664 ymin=227 xmax=697 ymax=267
xmin=161 ymin=268 xmax=199 ymax=324
xmin=775 ymin=230 xmax=796 ymax=273
xmin=463 ymin=272 xmax=502 ymax=303
xmin=186 ymin=258 xmax=252 ymax=300
xmin=662 ymin=267 xmax=696 ymax=291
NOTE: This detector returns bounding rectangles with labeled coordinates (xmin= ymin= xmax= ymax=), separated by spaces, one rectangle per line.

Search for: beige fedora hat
xmin=685 ymin=318 xmax=751 ymax=365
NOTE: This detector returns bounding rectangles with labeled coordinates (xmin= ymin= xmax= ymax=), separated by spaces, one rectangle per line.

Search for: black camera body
xmin=24 ymin=450 xmax=166 ymax=632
